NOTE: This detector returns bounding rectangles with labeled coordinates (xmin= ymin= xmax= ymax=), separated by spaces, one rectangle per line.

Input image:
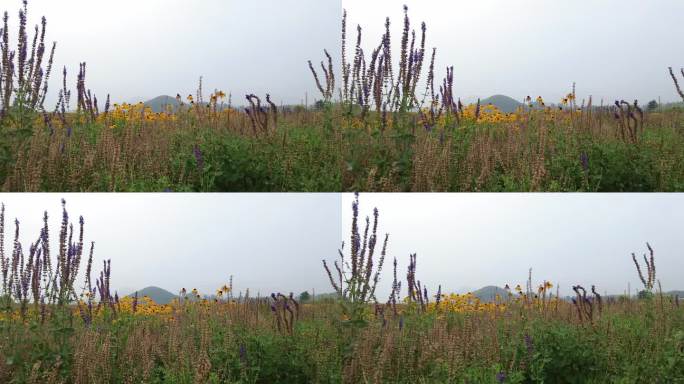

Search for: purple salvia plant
xmin=387 ymin=256 xmax=400 ymax=316
xmin=341 ymin=9 xmax=350 ymax=104
xmin=0 ymin=203 xmax=7 ymax=297
xmin=405 ymin=252 xmax=431 ymax=312
xmin=269 ymin=292 xmax=299 ymax=335
xmin=308 ymin=49 xmax=335 ymax=102
xmin=245 ymin=93 xmax=278 ymax=136
xmin=631 ymin=242 xmax=655 ymax=292
xmin=239 ymin=344 xmax=247 ymax=365
xmin=0 ymin=199 xmax=110 ymax=324
xmin=193 ymin=144 xmax=204 ymax=172
xmin=580 ymin=152 xmax=589 ymax=173
xmin=311 ymin=3 xmax=458 ymax=134
xmin=323 ymin=193 xmax=388 ymax=306
xmin=496 ymin=371 xmax=506 ymax=383
xmin=0 ymin=1 xmax=55 ymax=118
xmin=524 ymin=334 xmax=534 ymax=357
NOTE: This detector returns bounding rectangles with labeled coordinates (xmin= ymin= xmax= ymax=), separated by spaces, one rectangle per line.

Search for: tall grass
xmin=0 ymin=196 xmax=682 ymax=383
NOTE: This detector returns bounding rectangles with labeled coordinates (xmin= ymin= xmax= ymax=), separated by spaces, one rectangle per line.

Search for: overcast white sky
xmin=343 ymin=0 xmax=684 ymax=104
xmin=341 ymin=193 xmax=684 ymax=297
xmin=7 ymin=0 xmax=340 ymax=106
xmin=5 ymin=0 xmax=683 ymax=108
xmin=0 ymin=193 xmax=681 ymax=299
xmin=0 ymin=194 xmax=342 ymax=297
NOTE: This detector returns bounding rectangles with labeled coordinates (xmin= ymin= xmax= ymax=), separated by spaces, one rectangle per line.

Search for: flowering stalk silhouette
xmin=323 ymin=192 xmax=388 ymax=324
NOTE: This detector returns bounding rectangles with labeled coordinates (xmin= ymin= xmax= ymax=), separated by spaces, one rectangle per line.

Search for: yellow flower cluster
xmin=215 ymin=283 xmax=231 ymax=298
xmin=0 ymin=310 xmax=22 ymax=322
xmin=182 ymin=90 xmax=228 ymax=106
xmin=502 ymin=280 xmax=562 ymax=310
xmin=209 ymin=90 xmax=227 ymax=105
xmin=560 ymin=92 xmax=576 ymax=106
xmin=106 ymin=102 xmax=177 ymax=125
xmin=426 ymin=280 xmax=559 ymax=315
xmin=458 ymin=103 xmax=519 ymax=124
xmin=104 ymin=89 xmax=232 ymax=127
xmin=427 ymin=292 xmax=506 ymax=314
xmin=117 ymin=295 xmax=173 ymax=316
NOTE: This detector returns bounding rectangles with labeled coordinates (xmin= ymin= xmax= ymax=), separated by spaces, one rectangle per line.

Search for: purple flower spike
xmin=524 ymin=334 xmax=534 ymax=356
xmin=580 ymin=152 xmax=589 ymax=172
xmin=193 ymin=144 xmax=204 ymax=171
xmin=239 ymin=344 xmax=247 ymax=363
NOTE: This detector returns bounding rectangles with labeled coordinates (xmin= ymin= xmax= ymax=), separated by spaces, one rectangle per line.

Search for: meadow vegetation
xmin=0 ymin=2 xmax=682 ymax=192
xmin=0 ymin=195 xmax=682 ymax=383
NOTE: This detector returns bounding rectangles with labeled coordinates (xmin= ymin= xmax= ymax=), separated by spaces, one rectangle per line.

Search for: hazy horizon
xmin=0 ymin=193 xmax=681 ymax=300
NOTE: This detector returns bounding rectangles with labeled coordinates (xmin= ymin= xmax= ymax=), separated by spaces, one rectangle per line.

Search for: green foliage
xmin=523 ymin=321 xmax=607 ymax=383
xmin=0 ymin=304 xmax=683 ymax=383
xmin=299 ymin=291 xmax=311 ymax=302
xmin=1 ymin=109 xmax=683 ymax=192
xmin=647 ymin=100 xmax=659 ymax=112
xmin=0 ymin=102 xmax=38 ymax=183
xmin=583 ymin=141 xmax=657 ymax=192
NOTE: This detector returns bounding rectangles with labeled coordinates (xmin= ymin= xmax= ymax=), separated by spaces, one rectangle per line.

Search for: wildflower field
xmin=0 ymin=196 xmax=682 ymax=383
xmin=0 ymin=2 xmax=683 ymax=192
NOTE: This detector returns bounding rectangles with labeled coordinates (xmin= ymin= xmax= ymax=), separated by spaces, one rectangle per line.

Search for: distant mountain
xmin=479 ymin=95 xmax=523 ymax=113
xmin=666 ymin=290 xmax=684 ymax=297
xmin=472 ymin=286 xmax=509 ymax=302
xmin=144 ymin=95 xmax=180 ymax=113
xmin=143 ymin=95 xmax=238 ymax=112
xmin=127 ymin=286 xmax=177 ymax=305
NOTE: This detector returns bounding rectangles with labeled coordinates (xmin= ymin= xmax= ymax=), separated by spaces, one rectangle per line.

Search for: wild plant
xmin=0 ymin=0 xmax=55 ymax=122
xmin=0 ymin=199 xmax=113 ymax=325
xmin=592 ymin=284 xmax=603 ymax=315
xmin=311 ymin=5 xmax=460 ymax=134
xmin=571 ymin=284 xmax=602 ymax=324
xmin=613 ymin=99 xmax=643 ymax=144
xmin=75 ymin=62 xmax=108 ymax=122
xmin=322 ymin=192 xmax=388 ymax=325
xmin=308 ymin=50 xmax=334 ymax=103
xmin=307 ymin=48 xmax=335 ymax=133
xmin=405 ymin=252 xmax=430 ymax=312
xmin=269 ymin=292 xmax=299 ymax=335
xmin=668 ymin=67 xmax=684 ymax=102
xmin=0 ymin=0 xmax=56 ymax=183
xmin=631 ymin=242 xmax=656 ymax=295
xmin=245 ymin=93 xmax=278 ymax=137
xmin=386 ymin=256 xmax=401 ymax=316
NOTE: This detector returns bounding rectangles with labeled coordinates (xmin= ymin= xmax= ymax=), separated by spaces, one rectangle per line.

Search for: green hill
xmin=472 ymin=285 xmax=509 ymax=302
xmin=143 ymin=95 xmax=237 ymax=112
xmin=127 ymin=286 xmax=177 ymax=304
xmin=479 ymin=94 xmax=522 ymax=113
xmin=144 ymin=95 xmax=180 ymax=113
